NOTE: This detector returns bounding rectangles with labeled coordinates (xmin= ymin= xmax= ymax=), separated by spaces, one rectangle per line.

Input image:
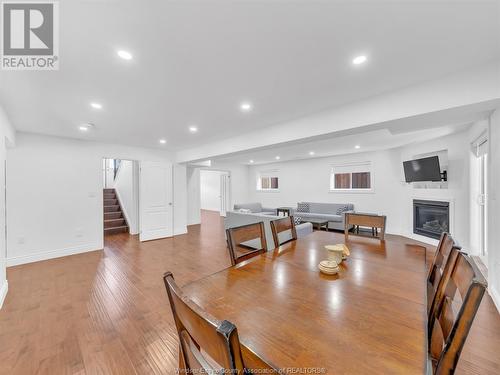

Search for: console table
xmin=276 ymin=207 xmax=294 ymax=217
xmin=345 ymin=212 xmax=386 ymax=241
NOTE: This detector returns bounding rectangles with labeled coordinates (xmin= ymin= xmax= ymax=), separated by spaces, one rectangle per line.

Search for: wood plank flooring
xmin=0 ymin=210 xmax=499 ymax=374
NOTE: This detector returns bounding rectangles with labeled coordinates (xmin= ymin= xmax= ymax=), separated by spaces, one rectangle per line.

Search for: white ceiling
xmin=1 ymin=1 xmax=499 ymax=151
xmin=210 ymin=119 xmax=479 ymax=166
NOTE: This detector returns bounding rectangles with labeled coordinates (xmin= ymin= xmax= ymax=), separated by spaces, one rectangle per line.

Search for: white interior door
xmin=219 ymin=173 xmax=230 ymax=217
xmin=139 ymin=161 xmax=173 ymax=241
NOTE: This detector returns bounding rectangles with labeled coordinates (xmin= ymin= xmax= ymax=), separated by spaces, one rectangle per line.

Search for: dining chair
xmin=427 ymin=252 xmax=487 ymax=375
xmin=427 ymin=233 xmax=459 ymax=316
xmin=163 ymin=272 xmax=276 ymax=373
xmin=226 ymin=222 xmax=267 ymax=265
xmin=270 ymin=216 xmax=298 ymax=248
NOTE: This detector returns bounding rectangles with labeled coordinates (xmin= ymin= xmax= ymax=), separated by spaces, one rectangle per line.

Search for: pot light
xmin=354 ymin=145 xmax=361 ymax=149
xmin=78 ymin=123 xmax=94 ymax=132
xmin=309 ymin=151 xmax=315 ymax=156
xmin=159 ymin=139 xmax=167 ymax=144
xmin=249 ymin=160 xmax=254 ymax=164
xmin=117 ymin=50 xmax=133 ymax=60
xmin=275 ymin=156 xmax=280 ymax=160
xmin=352 ymin=55 xmax=367 ymax=65
xmin=189 ymin=126 xmax=198 ymax=133
xmin=90 ymin=102 xmax=102 ymax=110
xmin=240 ymin=101 xmax=253 ymax=112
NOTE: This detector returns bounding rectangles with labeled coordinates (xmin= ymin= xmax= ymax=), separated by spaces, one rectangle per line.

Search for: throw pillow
xmin=297 ymin=202 xmax=310 ymax=213
xmin=336 ymin=205 xmax=349 ymax=215
xmin=293 ymin=216 xmax=302 ymax=225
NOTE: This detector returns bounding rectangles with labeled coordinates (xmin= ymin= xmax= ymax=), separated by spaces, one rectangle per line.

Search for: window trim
xmin=329 ymin=162 xmax=374 ymax=194
xmin=257 ymin=170 xmax=280 ymax=192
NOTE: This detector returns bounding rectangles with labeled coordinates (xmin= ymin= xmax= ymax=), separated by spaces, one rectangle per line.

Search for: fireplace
xmin=413 ymin=200 xmax=449 ymax=240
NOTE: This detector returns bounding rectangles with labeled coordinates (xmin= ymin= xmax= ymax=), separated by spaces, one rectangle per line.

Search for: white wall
xmin=248 ymin=149 xmax=405 ymax=235
xmin=186 ymin=161 xmax=249 ymax=225
xmin=247 ymin=130 xmax=472 ymax=248
xmin=398 ymin=131 xmax=471 ymax=248
xmin=487 ymin=109 xmax=500 ymax=311
xmin=6 ymin=133 xmax=179 ymax=266
xmin=187 ymin=167 xmax=201 ymax=225
xmin=113 ymin=160 xmax=139 ymax=234
xmin=0 ymin=106 xmax=16 ymax=309
xmin=173 ymin=163 xmax=188 ymax=235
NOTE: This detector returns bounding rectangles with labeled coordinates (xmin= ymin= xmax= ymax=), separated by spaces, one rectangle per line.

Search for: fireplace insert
xmin=413 ymin=200 xmax=449 ymax=240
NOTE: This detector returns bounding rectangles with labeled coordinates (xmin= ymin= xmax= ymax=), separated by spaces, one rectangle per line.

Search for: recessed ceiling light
xmin=309 ymin=151 xmax=315 ymax=156
xmin=354 ymin=145 xmax=361 ymax=149
xmin=117 ymin=50 xmax=133 ymax=60
xmin=249 ymin=160 xmax=254 ymax=164
xmin=90 ymin=102 xmax=102 ymax=110
xmin=189 ymin=126 xmax=198 ymax=133
xmin=240 ymin=101 xmax=253 ymax=112
xmin=78 ymin=123 xmax=94 ymax=132
xmin=275 ymin=156 xmax=280 ymax=160
xmin=352 ymin=55 xmax=367 ymax=65
xmin=159 ymin=139 xmax=167 ymax=144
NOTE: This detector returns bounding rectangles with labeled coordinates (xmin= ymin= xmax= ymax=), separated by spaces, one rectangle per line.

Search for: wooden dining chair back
xmin=427 ymin=252 xmax=487 ymax=375
xmin=163 ymin=272 xmax=246 ymax=373
xmin=270 ymin=216 xmax=297 ymax=248
xmin=427 ymin=233 xmax=459 ymax=316
xmin=226 ymin=222 xmax=267 ymax=265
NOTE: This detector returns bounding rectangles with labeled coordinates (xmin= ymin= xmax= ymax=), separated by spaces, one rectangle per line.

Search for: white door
xmin=139 ymin=161 xmax=173 ymax=241
xmin=219 ymin=173 xmax=230 ymax=217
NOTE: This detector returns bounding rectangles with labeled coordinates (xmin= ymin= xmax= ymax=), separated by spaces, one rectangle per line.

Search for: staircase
xmin=103 ymin=188 xmax=129 ymax=235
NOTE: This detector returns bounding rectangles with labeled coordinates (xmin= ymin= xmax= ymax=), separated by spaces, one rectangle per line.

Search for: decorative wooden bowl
xmin=318 ymin=260 xmax=340 ymax=275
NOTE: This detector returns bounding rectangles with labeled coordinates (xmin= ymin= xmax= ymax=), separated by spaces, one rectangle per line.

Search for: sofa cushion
xmin=296 ymin=202 xmax=310 ymax=213
xmin=303 ymin=202 xmax=353 ymax=215
xmin=233 ymin=203 xmax=262 ymax=213
xmin=336 ymin=204 xmax=350 ymax=215
xmin=298 ymin=212 xmax=342 ymax=222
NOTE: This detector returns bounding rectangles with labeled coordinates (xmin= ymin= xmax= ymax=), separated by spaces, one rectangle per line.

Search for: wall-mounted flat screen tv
xmin=403 ymin=156 xmax=442 ymax=182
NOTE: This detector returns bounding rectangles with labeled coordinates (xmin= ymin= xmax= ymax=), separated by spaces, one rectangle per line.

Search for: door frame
xmin=199 ymin=168 xmax=231 ymax=217
xmin=101 ymin=157 xmax=140 ymax=237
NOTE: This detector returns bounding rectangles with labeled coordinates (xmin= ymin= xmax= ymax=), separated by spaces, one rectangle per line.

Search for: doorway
xmin=471 ymin=133 xmax=488 ymax=264
xmin=200 ymin=169 xmax=231 ymax=217
xmin=102 ymin=158 xmax=140 ymax=236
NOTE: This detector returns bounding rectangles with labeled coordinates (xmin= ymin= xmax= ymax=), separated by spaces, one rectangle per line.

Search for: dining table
xmin=183 ymin=231 xmax=428 ymax=374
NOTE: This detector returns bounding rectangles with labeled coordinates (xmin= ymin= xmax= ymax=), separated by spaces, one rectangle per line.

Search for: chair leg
xmin=179 ymin=346 xmax=187 ymax=369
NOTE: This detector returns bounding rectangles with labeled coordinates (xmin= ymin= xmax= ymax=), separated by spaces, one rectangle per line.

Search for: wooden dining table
xmin=183 ymin=231 xmax=428 ymax=374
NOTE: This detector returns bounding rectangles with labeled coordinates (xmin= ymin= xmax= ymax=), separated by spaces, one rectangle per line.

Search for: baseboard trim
xmin=489 ymin=286 xmax=500 ymax=314
xmin=174 ymin=227 xmax=188 ymax=236
xmin=0 ymin=280 xmax=8 ymax=309
xmin=7 ymin=242 xmax=103 ymax=267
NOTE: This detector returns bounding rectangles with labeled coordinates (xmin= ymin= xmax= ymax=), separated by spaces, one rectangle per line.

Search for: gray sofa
xmin=294 ymin=202 xmax=354 ymax=231
xmin=225 ymin=211 xmax=313 ymax=250
xmin=233 ymin=202 xmax=276 ymax=215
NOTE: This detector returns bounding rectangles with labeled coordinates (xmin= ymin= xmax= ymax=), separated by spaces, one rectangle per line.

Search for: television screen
xmin=403 ymin=156 xmax=442 ymax=182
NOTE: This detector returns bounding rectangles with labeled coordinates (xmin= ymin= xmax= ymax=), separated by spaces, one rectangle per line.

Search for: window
xmin=257 ymin=170 xmax=279 ymax=191
xmin=330 ymin=162 xmax=372 ymax=192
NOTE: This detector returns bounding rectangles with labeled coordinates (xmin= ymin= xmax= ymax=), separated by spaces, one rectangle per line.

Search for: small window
xmin=334 ymin=173 xmax=351 ymax=189
xmin=257 ymin=171 xmax=279 ymax=191
xmin=330 ymin=163 xmax=372 ymax=192
xmin=352 ymin=172 xmax=371 ymax=189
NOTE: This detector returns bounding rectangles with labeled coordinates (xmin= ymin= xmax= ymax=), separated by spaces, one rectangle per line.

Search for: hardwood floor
xmin=0 ymin=210 xmax=499 ymax=374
